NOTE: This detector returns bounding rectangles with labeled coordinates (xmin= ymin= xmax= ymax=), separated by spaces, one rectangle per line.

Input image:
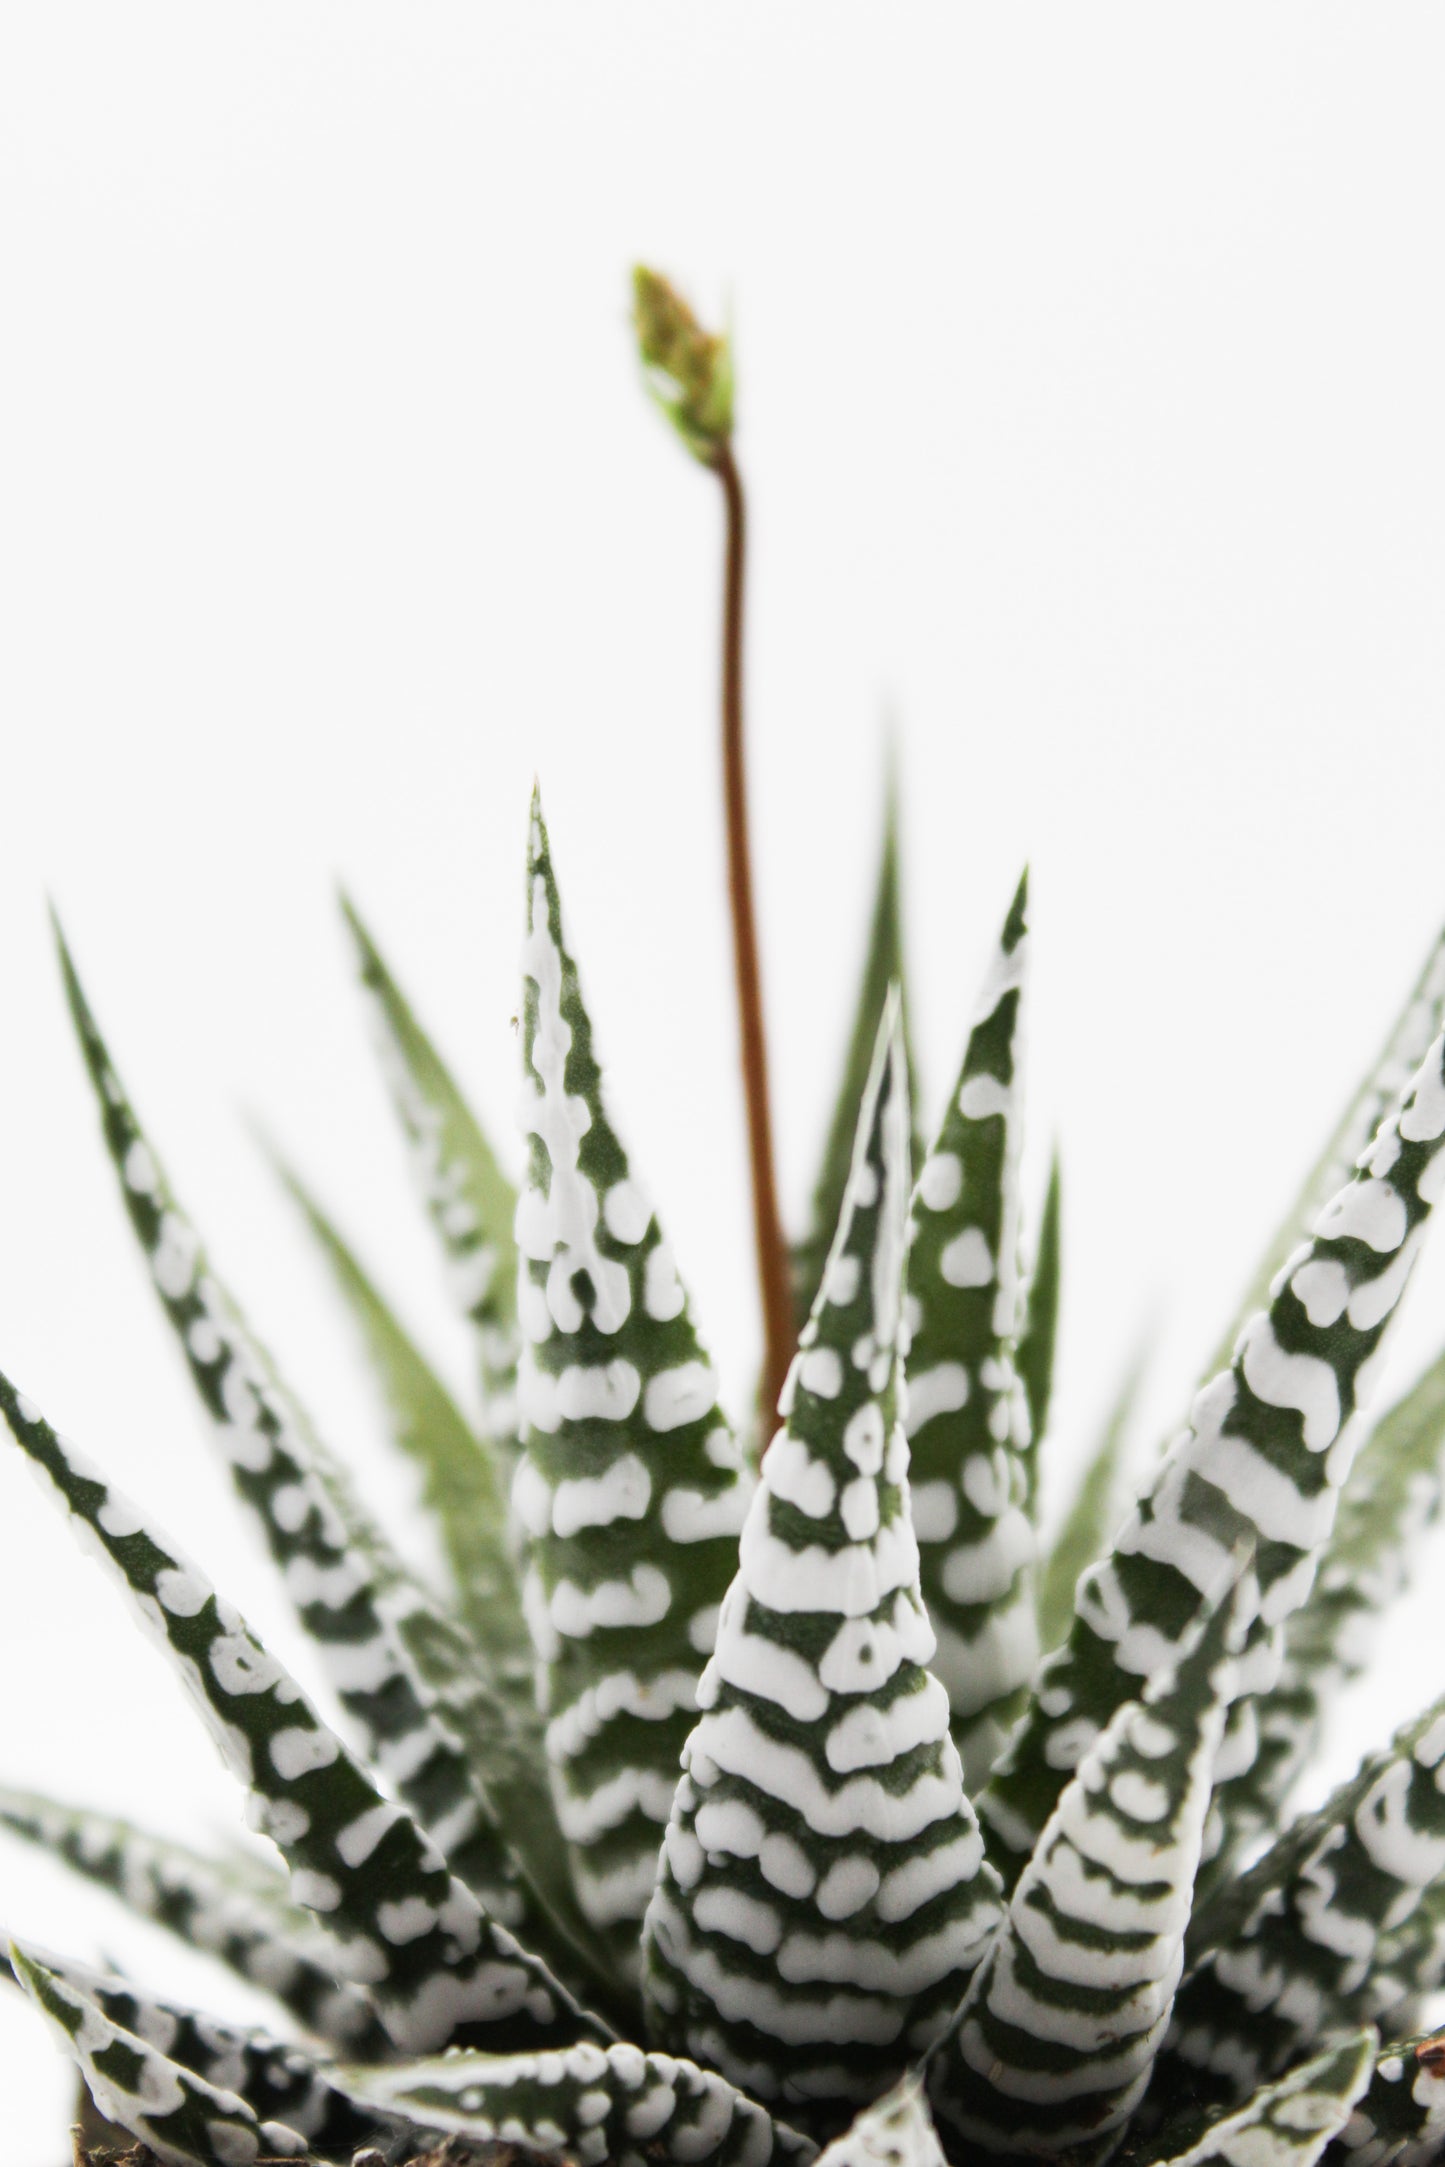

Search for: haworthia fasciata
xmin=7 ymin=1937 xmax=397 ymax=2159
xmin=1144 ymin=2029 xmax=1378 ymax=2167
xmin=905 ymin=873 xmax=1035 ymax=1788
xmin=0 ymin=1784 xmax=388 ymax=2057
xmin=644 ymin=1002 xmax=1002 ymax=2123
xmin=1016 ymin=1149 xmax=1061 ymax=1460
xmin=11 ymin=1940 xmax=310 ymax=2165
xmin=980 ymin=1015 xmax=1445 ymax=1888
xmin=513 ymin=794 xmax=752 ymax=1962
xmin=264 ymin=1142 xmax=528 ymax=1697
xmin=262 ymin=1149 xmax=613 ymax=1994
xmin=1322 ymin=2027 xmax=1445 ymax=2167
xmin=1208 ymin=1342 xmax=1445 ymax=1871
xmin=1164 ymin=1691 xmax=1445 ymax=2111
xmin=0 ymin=1372 xmax=605 ymax=2057
xmin=929 ymin=1560 xmax=1257 ymax=2161
xmin=1205 ymin=920 xmax=1445 ymax=1378
xmin=55 ymin=927 xmax=567 ymax=1957
xmin=341 ymin=892 xmax=522 ymax=1453
xmin=810 ymin=2076 xmax=947 ymax=2167
xmin=342 ymin=2038 xmax=817 ymax=2167
xmin=792 ymin=778 xmax=920 ymax=1332
xmin=1036 ymin=1338 xmax=1147 ymax=1657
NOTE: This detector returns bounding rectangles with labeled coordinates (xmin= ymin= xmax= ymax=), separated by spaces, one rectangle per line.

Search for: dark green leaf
xmin=1036 ymin=1336 xmax=1147 ymax=1656
xmin=341 ymin=892 xmax=521 ymax=1451
xmin=906 ymin=872 xmax=1035 ymax=1787
xmin=1016 ymin=1150 xmax=1061 ymax=1456
xmin=792 ymin=775 xmax=920 ymax=1331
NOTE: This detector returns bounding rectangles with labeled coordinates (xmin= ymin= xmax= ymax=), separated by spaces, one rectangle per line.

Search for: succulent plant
xmin=6 ymin=273 xmax=1445 ymax=2167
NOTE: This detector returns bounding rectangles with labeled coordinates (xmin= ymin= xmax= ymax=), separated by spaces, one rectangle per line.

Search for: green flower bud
xmin=632 ymin=265 xmax=734 ymax=464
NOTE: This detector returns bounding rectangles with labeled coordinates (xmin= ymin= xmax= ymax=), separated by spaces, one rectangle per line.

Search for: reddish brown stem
xmin=712 ymin=441 xmax=793 ymax=1434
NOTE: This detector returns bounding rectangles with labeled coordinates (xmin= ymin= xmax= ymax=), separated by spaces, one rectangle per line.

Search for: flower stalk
xmin=633 ymin=266 xmax=793 ymax=1427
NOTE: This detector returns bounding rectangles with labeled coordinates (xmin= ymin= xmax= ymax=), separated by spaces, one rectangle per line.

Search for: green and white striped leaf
xmin=1037 ymin=1339 xmax=1147 ymax=1656
xmin=8 ymin=1936 xmax=398 ymax=2159
xmin=1017 ymin=1150 xmax=1062 ymax=1458
xmin=265 ymin=1144 xmax=527 ymax=1694
xmin=792 ymin=779 xmax=920 ymax=1331
xmin=1365 ymin=1883 xmax=1445 ymax=2040
xmin=342 ymin=892 xmax=522 ymax=1453
xmin=1163 ymin=1693 xmax=1445 ymax=2111
xmin=1206 ymin=920 xmax=1445 ymax=1376
xmin=11 ymin=1939 xmax=310 ymax=2165
xmin=979 ymin=1015 xmax=1445 ymax=1890
xmin=1210 ymin=1342 xmax=1445 ymax=1867
xmin=263 ymin=1149 xmax=617 ymax=2001
xmin=812 ymin=2077 xmax=946 ymax=2167
xmin=644 ymin=1003 xmax=1002 ymax=2119
xmin=513 ymin=795 xmax=752 ymax=1961
xmin=0 ymin=1784 xmax=389 ymax=2057
xmin=1146 ymin=2029 xmax=1378 ymax=2167
xmin=342 ymin=2038 xmax=817 ymax=2167
xmin=905 ymin=872 xmax=1035 ymax=1787
xmin=55 ymin=930 xmax=550 ymax=1949
xmin=929 ymin=1559 xmax=1257 ymax=2162
xmin=0 ymin=1373 xmax=603 ymax=2058
xmin=1323 ymin=2027 xmax=1445 ymax=2167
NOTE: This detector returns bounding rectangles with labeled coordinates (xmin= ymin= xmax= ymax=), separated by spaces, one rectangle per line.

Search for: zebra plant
xmin=6 ymin=274 xmax=1445 ymax=2167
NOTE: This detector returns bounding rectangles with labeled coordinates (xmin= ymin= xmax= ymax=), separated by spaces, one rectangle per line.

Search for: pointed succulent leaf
xmin=644 ymin=1005 xmax=1003 ymax=2119
xmin=1146 ymin=2029 xmax=1378 ymax=2167
xmin=1322 ymin=2027 xmax=1445 ymax=2167
xmin=929 ymin=1559 xmax=1257 ymax=2162
xmin=979 ymin=1016 xmax=1445 ymax=1889
xmin=811 ymin=2077 xmax=947 ymax=2167
xmin=341 ymin=893 xmax=521 ymax=1450
xmin=1016 ymin=1149 xmax=1062 ymax=1455
xmin=9 ymin=1938 xmax=400 ymax=2158
xmin=1212 ymin=1341 xmax=1445 ymax=1862
xmin=344 ymin=2038 xmax=817 ymax=2167
xmin=55 ymin=932 xmax=551 ymax=1947
xmin=906 ymin=872 xmax=1036 ymax=1787
xmin=1207 ymin=921 xmax=1445 ymax=1377
xmin=11 ymin=1939 xmax=310 ymax=2165
xmin=513 ymin=795 xmax=753 ymax=1960
xmin=0 ymin=1784 xmax=389 ymax=2057
xmin=792 ymin=779 xmax=920 ymax=1329
xmin=1037 ymin=1337 xmax=1147 ymax=1655
xmin=1366 ymin=1884 xmax=1445 ymax=2041
xmin=267 ymin=1144 xmax=526 ymax=1681
xmin=1163 ymin=1691 xmax=1445 ymax=2113
xmin=0 ymin=1374 xmax=606 ymax=2058
xmin=264 ymin=1148 xmax=618 ymax=2003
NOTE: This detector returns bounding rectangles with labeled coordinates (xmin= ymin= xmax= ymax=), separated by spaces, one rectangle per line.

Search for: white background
xmin=4 ymin=9 xmax=1445 ymax=2159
